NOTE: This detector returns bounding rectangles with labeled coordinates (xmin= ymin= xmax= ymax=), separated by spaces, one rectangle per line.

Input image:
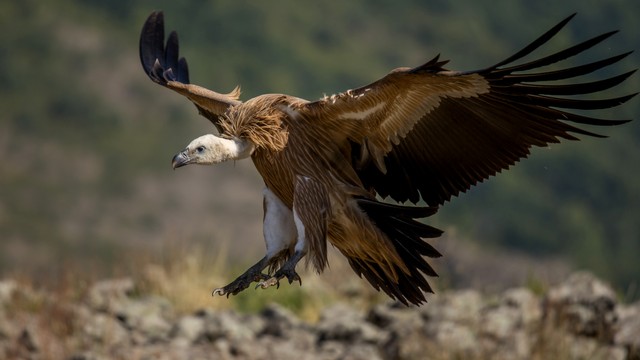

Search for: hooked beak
xmin=171 ymin=149 xmax=190 ymax=169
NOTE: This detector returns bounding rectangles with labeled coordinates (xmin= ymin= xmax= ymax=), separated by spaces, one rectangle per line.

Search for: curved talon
xmin=282 ymin=271 xmax=301 ymax=286
xmin=212 ymin=288 xmax=226 ymax=297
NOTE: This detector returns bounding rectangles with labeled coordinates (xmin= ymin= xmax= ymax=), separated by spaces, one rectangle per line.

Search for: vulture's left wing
xmin=302 ymin=14 xmax=636 ymax=206
xmin=140 ymin=11 xmax=241 ymax=133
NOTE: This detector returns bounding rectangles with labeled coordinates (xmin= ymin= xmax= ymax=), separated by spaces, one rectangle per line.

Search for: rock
xmin=0 ymin=272 xmax=636 ymax=359
xmin=482 ymin=305 xmax=521 ymax=340
xmin=421 ymin=289 xmax=483 ymax=326
xmin=426 ymin=320 xmax=478 ymax=355
xmin=87 ymin=278 xmax=135 ymax=313
xmin=68 ymin=352 xmax=111 ymax=360
xmin=17 ymin=327 xmax=39 ymax=353
xmin=568 ymin=336 xmax=627 ymax=360
xmin=316 ymin=304 xmax=384 ymax=344
xmin=0 ymin=310 xmax=13 ymax=340
xmin=251 ymin=334 xmax=315 ymax=360
xmin=0 ymin=280 xmax=17 ymax=305
xmin=476 ymin=288 xmax=541 ymax=359
xmin=368 ymin=302 xmax=420 ymax=329
xmin=615 ymin=301 xmax=640 ymax=359
xmin=317 ymin=341 xmax=383 ymax=360
xmin=81 ymin=311 xmax=130 ymax=347
xmin=170 ymin=314 xmax=205 ymax=345
xmin=259 ymin=302 xmax=301 ymax=337
xmin=199 ymin=309 xmax=256 ymax=342
xmin=367 ymin=303 xmax=427 ymax=358
xmin=545 ymin=271 xmax=618 ymax=342
xmin=115 ymin=295 xmax=173 ymax=343
xmin=502 ymin=287 xmax=542 ymax=327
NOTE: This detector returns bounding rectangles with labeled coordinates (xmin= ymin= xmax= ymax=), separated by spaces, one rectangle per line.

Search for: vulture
xmin=139 ymin=11 xmax=636 ymax=306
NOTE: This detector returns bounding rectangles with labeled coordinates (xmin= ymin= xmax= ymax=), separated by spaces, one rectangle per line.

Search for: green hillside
xmin=1 ymin=0 xmax=638 ymax=298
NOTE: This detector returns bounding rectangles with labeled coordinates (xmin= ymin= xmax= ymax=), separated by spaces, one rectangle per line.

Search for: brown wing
xmin=139 ymin=11 xmax=241 ymax=133
xmin=302 ymin=14 xmax=636 ymax=206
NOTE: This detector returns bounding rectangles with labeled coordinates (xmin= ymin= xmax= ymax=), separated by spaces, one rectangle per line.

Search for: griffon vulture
xmin=139 ymin=11 xmax=635 ymax=305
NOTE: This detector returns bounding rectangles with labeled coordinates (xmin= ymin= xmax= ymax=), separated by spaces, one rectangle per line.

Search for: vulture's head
xmin=171 ymin=134 xmax=255 ymax=169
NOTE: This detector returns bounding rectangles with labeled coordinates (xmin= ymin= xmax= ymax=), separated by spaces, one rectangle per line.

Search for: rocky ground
xmin=0 ymin=272 xmax=638 ymax=360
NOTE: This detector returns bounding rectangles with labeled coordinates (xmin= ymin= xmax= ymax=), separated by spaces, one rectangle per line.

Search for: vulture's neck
xmin=196 ymin=134 xmax=255 ymax=164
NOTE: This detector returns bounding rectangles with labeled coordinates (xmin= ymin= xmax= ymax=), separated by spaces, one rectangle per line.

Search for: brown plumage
xmin=140 ymin=11 xmax=636 ymax=305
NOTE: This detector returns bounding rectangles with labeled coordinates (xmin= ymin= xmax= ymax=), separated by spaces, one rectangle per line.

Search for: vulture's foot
xmin=212 ymin=271 xmax=270 ymax=297
xmin=212 ymin=259 xmax=271 ymax=297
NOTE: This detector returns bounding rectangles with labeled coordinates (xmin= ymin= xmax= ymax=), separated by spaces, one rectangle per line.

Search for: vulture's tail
xmin=351 ymin=198 xmax=443 ymax=305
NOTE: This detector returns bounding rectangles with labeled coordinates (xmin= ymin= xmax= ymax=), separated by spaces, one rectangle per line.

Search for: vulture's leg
xmin=258 ymin=176 xmax=330 ymax=289
xmin=213 ymin=187 xmax=296 ymax=297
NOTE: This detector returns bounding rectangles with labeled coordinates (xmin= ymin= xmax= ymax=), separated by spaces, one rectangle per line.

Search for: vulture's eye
xmin=196 ymin=146 xmax=205 ymax=153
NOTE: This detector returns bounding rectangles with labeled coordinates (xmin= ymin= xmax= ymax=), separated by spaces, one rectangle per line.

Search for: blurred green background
xmin=1 ymin=0 xmax=638 ymax=298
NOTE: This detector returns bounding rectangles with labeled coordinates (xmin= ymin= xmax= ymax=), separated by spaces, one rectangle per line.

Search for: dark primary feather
xmin=355 ymin=14 xmax=636 ymax=206
xmin=139 ymin=11 xmax=190 ymax=85
xmin=487 ymin=13 xmax=577 ymax=70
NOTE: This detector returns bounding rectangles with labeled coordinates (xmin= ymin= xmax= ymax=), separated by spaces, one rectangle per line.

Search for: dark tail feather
xmin=353 ymin=199 xmax=443 ymax=306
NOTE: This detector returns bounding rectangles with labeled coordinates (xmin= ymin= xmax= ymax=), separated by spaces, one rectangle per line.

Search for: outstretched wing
xmin=139 ymin=11 xmax=242 ymax=133
xmin=302 ymin=13 xmax=636 ymax=206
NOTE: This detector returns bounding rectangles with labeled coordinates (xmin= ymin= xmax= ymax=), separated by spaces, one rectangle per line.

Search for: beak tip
xmin=171 ymin=151 xmax=188 ymax=169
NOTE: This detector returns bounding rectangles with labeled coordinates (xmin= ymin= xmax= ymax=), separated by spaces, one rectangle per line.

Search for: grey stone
xmin=0 ymin=310 xmax=13 ymax=340
xmin=481 ymin=305 xmax=521 ymax=340
xmin=87 ymin=278 xmax=135 ymax=313
xmin=545 ymin=271 xmax=618 ymax=341
xmin=317 ymin=341 xmax=382 ymax=360
xmin=200 ymin=309 xmax=256 ymax=342
xmin=615 ymin=301 xmax=640 ymax=359
xmin=425 ymin=320 xmax=478 ymax=354
xmin=249 ymin=334 xmax=315 ymax=360
xmin=68 ymin=351 xmax=111 ymax=360
xmin=502 ymin=287 xmax=542 ymax=327
xmin=18 ymin=327 xmax=39 ymax=353
xmin=316 ymin=304 xmax=384 ymax=344
xmin=0 ymin=280 xmax=17 ymax=305
xmin=171 ymin=314 xmax=205 ymax=344
xmin=259 ymin=302 xmax=302 ymax=337
xmin=82 ymin=311 xmax=130 ymax=347
xmin=569 ymin=336 xmax=627 ymax=360
xmin=0 ymin=272 xmax=634 ymax=360
xmin=114 ymin=295 xmax=173 ymax=343
xmin=367 ymin=302 xmax=419 ymax=329
xmin=421 ymin=289 xmax=483 ymax=326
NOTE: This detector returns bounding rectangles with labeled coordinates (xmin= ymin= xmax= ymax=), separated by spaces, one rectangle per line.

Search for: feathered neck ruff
xmin=219 ymin=95 xmax=289 ymax=152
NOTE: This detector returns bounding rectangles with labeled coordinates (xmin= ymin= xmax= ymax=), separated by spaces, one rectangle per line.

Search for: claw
xmin=281 ymin=269 xmax=302 ymax=286
xmin=290 ymin=275 xmax=302 ymax=286
xmin=256 ymin=268 xmax=302 ymax=290
xmin=212 ymin=288 xmax=229 ymax=297
xmin=256 ymin=277 xmax=280 ymax=289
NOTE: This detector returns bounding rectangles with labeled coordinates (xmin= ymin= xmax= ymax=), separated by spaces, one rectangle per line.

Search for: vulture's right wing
xmin=139 ymin=11 xmax=241 ymax=133
xmin=301 ymin=14 xmax=636 ymax=206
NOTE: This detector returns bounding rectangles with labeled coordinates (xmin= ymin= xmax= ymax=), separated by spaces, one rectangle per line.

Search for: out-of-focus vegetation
xmin=0 ymin=0 xmax=638 ymax=300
